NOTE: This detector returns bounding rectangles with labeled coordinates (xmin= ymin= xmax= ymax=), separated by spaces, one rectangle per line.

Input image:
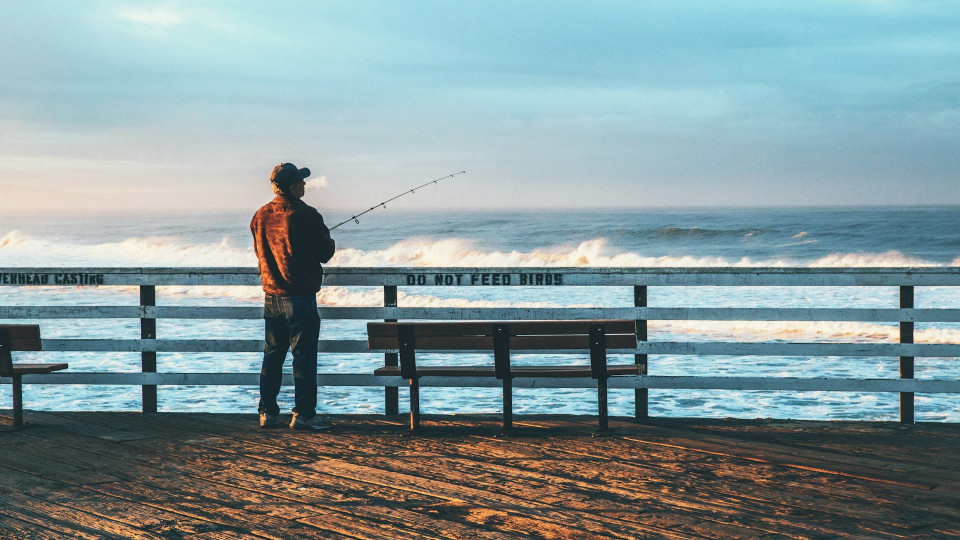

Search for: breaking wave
xmin=2 ymin=230 xmax=954 ymax=269
xmin=0 ymin=230 xmax=252 ymax=267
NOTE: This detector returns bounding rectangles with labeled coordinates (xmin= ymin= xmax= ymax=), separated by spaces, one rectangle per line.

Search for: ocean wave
xmin=331 ymin=237 xmax=946 ymax=268
xmin=613 ymin=226 xmax=778 ymax=240
xmin=0 ymin=230 xmax=253 ymax=267
xmin=2 ymin=230 xmax=953 ymax=269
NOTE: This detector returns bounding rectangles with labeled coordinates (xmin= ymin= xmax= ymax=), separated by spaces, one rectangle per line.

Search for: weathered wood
xmin=372 ymin=320 xmax=637 ymax=433
xmin=0 ymin=324 xmax=41 ymax=339
xmin=3 ymin=267 xmax=960 ymax=425
xmin=6 ymin=304 xmax=960 ymax=323
xmin=140 ymin=285 xmax=157 ymax=415
xmin=368 ymin=320 xmax=637 ymax=337
xmin=0 ymin=324 xmax=42 ymax=363
xmin=900 ymin=285 xmax=915 ymax=425
xmin=373 ymin=365 xmax=642 ymax=378
xmin=383 ymin=284 xmax=399 ymax=416
xmin=5 ymin=266 xmax=960 ymax=287
xmin=8 ymin=372 xmax=960 ymax=393
xmin=635 ymin=284 xmax=649 ymax=420
xmin=639 ymin=341 xmax=960 ymax=356
xmin=30 ymin=337 xmax=960 ymax=357
xmin=1 ymin=324 xmax=67 ymax=428
xmin=5 ymin=363 xmax=69 ymax=374
xmin=368 ymin=333 xmax=639 ymax=351
xmin=3 ymin=412 xmax=960 ymax=538
xmin=170 ymin=413 xmax=960 ymax=533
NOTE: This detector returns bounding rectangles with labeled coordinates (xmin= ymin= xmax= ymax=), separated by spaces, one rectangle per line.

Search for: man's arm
xmin=311 ymin=211 xmax=336 ymax=264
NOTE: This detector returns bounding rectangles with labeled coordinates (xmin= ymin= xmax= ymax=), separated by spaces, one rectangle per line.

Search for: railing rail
xmin=3 ymin=266 xmax=960 ymax=423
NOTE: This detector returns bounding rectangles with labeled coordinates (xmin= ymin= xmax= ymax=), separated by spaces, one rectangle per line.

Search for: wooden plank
xmin=0 ymin=505 xmax=114 ymax=540
xmin=56 ymin=414 xmax=520 ymax=539
xmin=4 ymin=266 xmax=960 ymax=287
xmin=39 ymin=338 xmax=364 ymax=353
xmin=371 ymin=365 xmax=633 ymax=378
xmin=12 ymin=412 xmax=956 ymax=539
xmin=83 ymin=413 xmax=693 ymax=538
xmin=0 ymin=510 xmax=76 ymax=539
xmin=0 ymin=324 xmax=41 ymax=339
xmin=640 ymin=341 xmax=960 ymax=357
xmin=7 ymin=304 xmax=960 ymax=323
xmin=8 ymin=338 xmax=42 ymax=351
xmin=10 ymin=372 xmax=960 ymax=393
xmin=640 ymin=306 xmax=960 ymax=323
xmin=0 ymin=306 xmax=144 ymax=318
xmin=627 ymin=375 xmax=960 ymax=393
xmin=351 ymin=305 xmax=960 ymax=322
xmin=0 ymin=472 xmax=203 ymax=539
xmin=480 ymin=421 xmax=957 ymax=532
xmin=369 ymin=334 xmax=637 ymax=351
xmin=427 ymin=432 xmax=914 ymax=531
xmin=320 ymin=267 xmax=960 ymax=287
xmin=2 ymin=444 xmax=122 ymax=485
xmin=229 ymin=413 xmax=960 ymax=536
xmin=31 ymin=338 xmax=960 ymax=357
xmin=513 ymin=365 xmax=641 ymax=377
xmin=90 ymin=480 xmax=337 ymax=539
xmin=6 ymin=417 xmax=411 ymax=539
xmin=368 ymin=320 xmax=637 ymax=337
xmin=11 ymin=362 xmax=68 ymax=374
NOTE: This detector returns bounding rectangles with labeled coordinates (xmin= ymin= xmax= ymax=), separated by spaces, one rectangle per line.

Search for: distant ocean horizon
xmin=2 ymin=205 xmax=959 ymax=421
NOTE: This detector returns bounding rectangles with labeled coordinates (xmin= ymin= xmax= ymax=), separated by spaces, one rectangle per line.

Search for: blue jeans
xmin=259 ymin=294 xmax=320 ymax=418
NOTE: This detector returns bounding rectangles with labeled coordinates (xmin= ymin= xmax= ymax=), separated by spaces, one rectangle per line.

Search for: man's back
xmin=251 ymin=194 xmax=335 ymax=296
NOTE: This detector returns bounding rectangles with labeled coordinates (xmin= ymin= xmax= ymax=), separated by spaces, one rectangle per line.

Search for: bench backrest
xmin=367 ymin=320 xmax=637 ymax=350
xmin=0 ymin=324 xmax=42 ymax=377
xmin=368 ymin=320 xmax=637 ymax=380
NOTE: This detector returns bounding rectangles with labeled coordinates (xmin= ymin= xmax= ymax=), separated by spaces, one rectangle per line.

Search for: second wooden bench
xmin=368 ymin=320 xmax=639 ymax=433
xmin=1 ymin=324 xmax=68 ymax=429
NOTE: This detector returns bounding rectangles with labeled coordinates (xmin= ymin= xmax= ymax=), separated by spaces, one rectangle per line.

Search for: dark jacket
xmin=250 ymin=194 xmax=336 ymax=296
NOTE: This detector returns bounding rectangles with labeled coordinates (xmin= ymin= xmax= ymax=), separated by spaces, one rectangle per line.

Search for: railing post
xmin=140 ymin=285 xmax=157 ymax=414
xmin=900 ymin=285 xmax=915 ymax=424
xmin=384 ymin=285 xmax=399 ymax=416
xmin=634 ymin=285 xmax=648 ymax=420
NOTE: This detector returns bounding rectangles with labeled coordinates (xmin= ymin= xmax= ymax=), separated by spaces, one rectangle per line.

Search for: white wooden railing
xmin=2 ymin=267 xmax=960 ymax=423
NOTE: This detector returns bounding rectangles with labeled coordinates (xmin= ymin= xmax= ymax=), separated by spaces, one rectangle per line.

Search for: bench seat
xmin=8 ymin=363 xmax=69 ymax=375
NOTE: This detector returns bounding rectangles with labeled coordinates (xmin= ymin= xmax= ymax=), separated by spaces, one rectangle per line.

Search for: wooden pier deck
xmin=2 ymin=412 xmax=959 ymax=539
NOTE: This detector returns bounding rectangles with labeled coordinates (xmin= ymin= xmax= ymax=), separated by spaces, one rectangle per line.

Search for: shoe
xmin=290 ymin=412 xmax=332 ymax=431
xmin=259 ymin=412 xmax=280 ymax=428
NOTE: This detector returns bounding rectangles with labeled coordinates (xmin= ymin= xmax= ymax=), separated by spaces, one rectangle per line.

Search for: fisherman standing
xmin=251 ymin=163 xmax=336 ymax=430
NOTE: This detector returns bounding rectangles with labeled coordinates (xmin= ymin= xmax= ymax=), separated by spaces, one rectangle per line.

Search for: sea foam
xmin=2 ymin=230 xmax=952 ymax=269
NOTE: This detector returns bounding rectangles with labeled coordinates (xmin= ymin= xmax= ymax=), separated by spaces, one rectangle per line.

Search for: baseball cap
xmin=270 ymin=163 xmax=311 ymax=187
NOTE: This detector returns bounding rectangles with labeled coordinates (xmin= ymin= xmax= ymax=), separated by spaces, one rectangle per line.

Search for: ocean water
xmin=2 ymin=205 xmax=959 ymax=421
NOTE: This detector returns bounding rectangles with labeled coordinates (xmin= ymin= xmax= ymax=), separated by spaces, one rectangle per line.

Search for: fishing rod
xmin=329 ymin=171 xmax=466 ymax=230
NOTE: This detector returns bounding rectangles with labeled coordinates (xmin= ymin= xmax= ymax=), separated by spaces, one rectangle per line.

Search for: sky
xmin=1 ymin=1 xmax=958 ymax=213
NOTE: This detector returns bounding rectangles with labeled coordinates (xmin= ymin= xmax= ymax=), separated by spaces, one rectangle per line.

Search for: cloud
xmin=117 ymin=7 xmax=184 ymax=27
xmin=2 ymin=1 xmax=959 ymax=211
xmin=305 ymin=176 xmax=329 ymax=190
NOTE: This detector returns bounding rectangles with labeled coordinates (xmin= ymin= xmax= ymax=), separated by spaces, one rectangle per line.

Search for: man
xmin=251 ymin=163 xmax=336 ymax=430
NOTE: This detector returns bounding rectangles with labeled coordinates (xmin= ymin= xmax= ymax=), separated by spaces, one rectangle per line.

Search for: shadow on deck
xmin=2 ymin=411 xmax=959 ymax=539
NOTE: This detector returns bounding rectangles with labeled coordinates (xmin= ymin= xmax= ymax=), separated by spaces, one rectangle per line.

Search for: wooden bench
xmin=368 ymin=320 xmax=639 ymax=433
xmin=0 ymin=324 xmax=67 ymax=428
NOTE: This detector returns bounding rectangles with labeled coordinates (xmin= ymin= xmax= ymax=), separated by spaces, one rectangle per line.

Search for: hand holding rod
xmin=330 ymin=171 xmax=466 ymax=230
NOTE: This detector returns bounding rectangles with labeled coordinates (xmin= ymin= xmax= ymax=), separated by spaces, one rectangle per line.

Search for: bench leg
xmin=595 ymin=377 xmax=610 ymax=436
xmin=499 ymin=377 xmax=513 ymax=436
xmin=408 ymin=378 xmax=421 ymax=433
xmin=12 ymin=374 xmax=23 ymax=428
